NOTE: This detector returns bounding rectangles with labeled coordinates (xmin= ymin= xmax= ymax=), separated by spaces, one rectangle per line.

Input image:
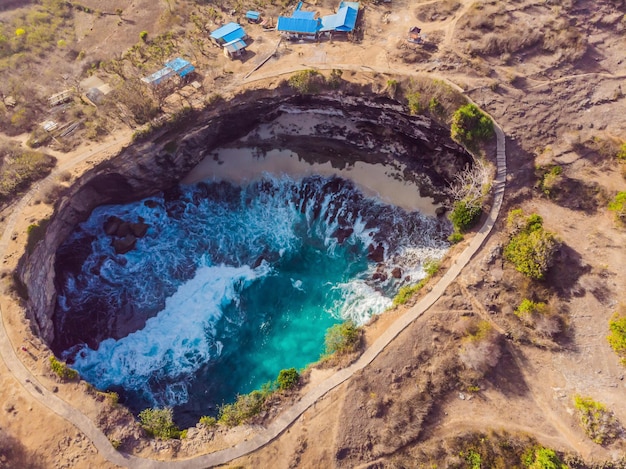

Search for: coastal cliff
xmin=17 ymin=91 xmax=472 ymax=346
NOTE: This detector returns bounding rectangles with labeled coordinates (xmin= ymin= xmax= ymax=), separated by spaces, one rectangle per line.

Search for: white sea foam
xmin=71 ymin=263 xmax=267 ymax=406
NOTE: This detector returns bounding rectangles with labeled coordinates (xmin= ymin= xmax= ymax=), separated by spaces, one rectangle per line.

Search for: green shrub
xmin=522 ymin=446 xmax=566 ymax=469
xmin=25 ymin=218 xmax=50 ymax=254
xmin=449 ymin=199 xmax=482 ymax=232
xmin=448 ymin=231 xmax=464 ymax=244
xmin=325 ymin=320 xmax=360 ymax=355
xmin=538 ymin=165 xmax=563 ymax=196
xmin=406 ymin=91 xmax=422 ymax=115
xmin=199 ymin=415 xmax=217 ymax=428
xmin=515 ymin=299 xmax=546 ymax=317
xmin=218 ymin=390 xmax=267 ymax=427
xmin=140 ymin=30 xmax=148 ymax=42
xmin=288 ymin=69 xmax=323 ymax=94
xmin=138 ymin=407 xmax=183 ymax=439
xmin=608 ymin=191 xmax=626 ymax=225
xmin=504 ymin=211 xmax=560 ymax=280
xmin=393 ymin=282 xmax=424 ymax=306
xmin=429 ymin=96 xmax=443 ymax=115
xmin=451 ymin=103 xmax=494 ymax=149
xmin=423 ymin=259 xmax=441 ymax=276
xmin=462 ymin=449 xmax=482 ymax=469
xmin=49 ymin=356 xmax=78 ymax=380
xmin=616 ymin=142 xmax=626 ymax=161
xmin=573 ymin=395 xmax=621 ymax=444
xmin=607 ymin=310 xmax=626 ymax=364
xmin=276 ymin=368 xmax=300 ymax=390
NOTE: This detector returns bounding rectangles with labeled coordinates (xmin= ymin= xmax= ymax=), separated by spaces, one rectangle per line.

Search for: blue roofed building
xmin=276 ymin=16 xmax=321 ymax=39
xmin=320 ymin=2 xmax=359 ymax=33
xmin=210 ymin=22 xmax=247 ymax=45
xmin=164 ymin=58 xmax=195 ymax=78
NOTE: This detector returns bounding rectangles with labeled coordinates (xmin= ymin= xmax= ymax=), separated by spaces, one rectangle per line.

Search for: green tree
xmin=451 ymin=103 xmax=494 ymax=148
xmin=276 ymin=368 xmax=300 ymax=390
xmin=449 ymin=198 xmax=482 ymax=232
xmin=288 ymin=69 xmax=323 ymax=94
xmin=504 ymin=211 xmax=560 ymax=280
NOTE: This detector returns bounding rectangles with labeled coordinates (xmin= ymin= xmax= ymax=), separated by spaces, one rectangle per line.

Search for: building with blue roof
xmin=320 ymin=2 xmax=359 ymax=33
xmin=210 ymin=22 xmax=247 ymax=45
xmin=164 ymin=58 xmax=195 ymax=78
xmin=277 ymin=16 xmax=321 ymax=38
xmin=142 ymin=57 xmax=195 ymax=86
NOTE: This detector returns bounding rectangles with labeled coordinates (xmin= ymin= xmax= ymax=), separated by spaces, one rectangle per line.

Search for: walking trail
xmin=0 ymin=78 xmax=506 ymax=468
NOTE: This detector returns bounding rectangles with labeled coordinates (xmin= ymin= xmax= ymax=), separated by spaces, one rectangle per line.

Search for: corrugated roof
xmin=277 ymin=16 xmax=320 ymax=34
xmin=210 ymin=22 xmax=244 ymax=40
xmin=142 ymin=67 xmax=175 ymax=85
xmin=292 ymin=10 xmax=316 ymax=20
xmin=224 ymin=39 xmax=247 ymax=53
xmin=246 ymin=10 xmax=260 ymax=20
xmin=320 ymin=5 xmax=358 ymax=32
xmin=164 ymin=57 xmax=195 ymax=77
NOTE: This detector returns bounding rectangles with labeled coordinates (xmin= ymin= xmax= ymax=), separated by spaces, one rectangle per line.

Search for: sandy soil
xmin=1 ymin=0 xmax=626 ymax=467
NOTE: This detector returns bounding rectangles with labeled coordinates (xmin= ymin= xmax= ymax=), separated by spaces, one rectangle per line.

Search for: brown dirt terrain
xmin=1 ymin=0 xmax=626 ymax=467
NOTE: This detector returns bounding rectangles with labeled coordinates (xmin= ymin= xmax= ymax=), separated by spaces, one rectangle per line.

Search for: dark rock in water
xmin=116 ymin=222 xmax=132 ymax=238
xmin=391 ymin=267 xmax=402 ymax=279
xmin=333 ymin=227 xmax=354 ymax=244
xmin=144 ymin=200 xmax=159 ymax=209
xmin=103 ymin=216 xmax=123 ymax=236
xmin=253 ymin=251 xmax=280 ymax=268
xmin=112 ymin=234 xmax=137 ymax=254
xmin=435 ymin=206 xmax=447 ymax=216
xmin=372 ymin=272 xmax=388 ymax=282
xmin=368 ymin=243 xmax=385 ymax=263
xmin=129 ymin=221 xmax=149 ymax=238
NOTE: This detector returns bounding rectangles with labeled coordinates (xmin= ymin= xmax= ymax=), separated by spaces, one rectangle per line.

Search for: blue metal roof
xmin=320 ymin=5 xmax=358 ymax=32
xmin=141 ymin=67 xmax=175 ymax=85
xmin=277 ymin=16 xmax=320 ymax=34
xmin=210 ymin=22 xmax=245 ymax=41
xmin=292 ymin=10 xmax=316 ymax=20
xmin=224 ymin=38 xmax=247 ymax=53
xmin=164 ymin=57 xmax=195 ymax=77
xmin=246 ymin=10 xmax=260 ymax=20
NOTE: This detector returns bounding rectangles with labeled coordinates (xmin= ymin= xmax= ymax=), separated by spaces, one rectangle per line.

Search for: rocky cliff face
xmin=17 ymin=91 xmax=472 ymax=346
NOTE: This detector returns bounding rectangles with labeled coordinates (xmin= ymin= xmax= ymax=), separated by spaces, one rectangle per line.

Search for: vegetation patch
xmin=276 ymin=368 xmax=300 ymax=390
xmin=218 ymin=387 xmax=271 ymax=427
xmin=138 ymin=407 xmax=184 ymax=439
xmin=451 ymin=103 xmax=494 ymax=151
xmin=522 ymin=446 xmax=567 ymax=469
xmin=608 ymin=191 xmax=626 ymax=226
xmin=49 ymin=356 xmax=78 ymax=380
xmin=287 ymin=69 xmax=324 ymax=94
xmin=573 ymin=395 xmax=622 ymax=444
xmin=392 ymin=258 xmax=440 ymax=306
xmin=504 ymin=210 xmax=561 ymax=280
xmin=325 ymin=320 xmax=361 ymax=355
xmin=607 ymin=307 xmax=626 ymax=365
xmin=0 ymin=144 xmax=56 ymax=207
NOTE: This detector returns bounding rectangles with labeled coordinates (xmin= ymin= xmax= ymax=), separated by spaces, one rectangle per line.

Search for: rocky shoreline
xmin=17 ymin=90 xmax=473 ymax=346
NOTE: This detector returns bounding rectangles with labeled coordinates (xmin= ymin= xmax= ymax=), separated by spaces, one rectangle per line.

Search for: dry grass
xmin=0 ymin=144 xmax=56 ymax=207
xmin=415 ymin=0 xmax=462 ymax=22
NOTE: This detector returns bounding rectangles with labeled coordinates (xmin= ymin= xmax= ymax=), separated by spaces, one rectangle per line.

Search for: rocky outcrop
xmin=17 ymin=90 xmax=472 ymax=346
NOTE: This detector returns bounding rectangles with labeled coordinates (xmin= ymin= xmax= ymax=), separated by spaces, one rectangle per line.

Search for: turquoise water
xmin=54 ymin=175 xmax=449 ymax=426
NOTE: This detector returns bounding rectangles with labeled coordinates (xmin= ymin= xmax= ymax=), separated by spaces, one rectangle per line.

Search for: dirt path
xmin=0 ymin=72 xmax=507 ymax=466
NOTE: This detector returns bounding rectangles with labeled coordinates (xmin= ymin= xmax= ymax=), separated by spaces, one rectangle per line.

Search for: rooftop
xmin=277 ymin=16 xmax=321 ymax=34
